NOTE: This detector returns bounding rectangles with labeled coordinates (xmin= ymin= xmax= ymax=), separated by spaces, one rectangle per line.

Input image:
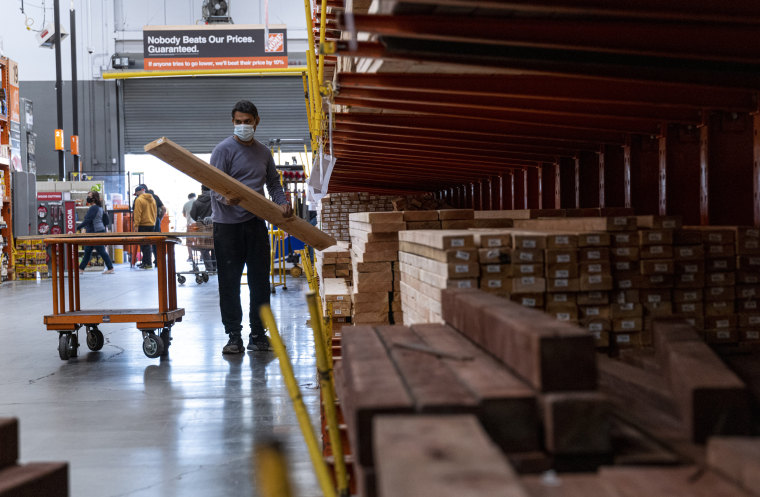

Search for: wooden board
xmin=144 ymin=137 xmax=336 ymax=250
xmin=541 ymin=392 xmax=611 ymax=455
xmin=398 ymin=229 xmax=474 ymax=249
xmin=399 ymin=241 xmax=477 ymax=263
xmin=349 ymin=212 xmax=404 ymax=223
xmin=437 ymin=209 xmax=474 ymax=220
xmin=402 ymin=210 xmax=439 ymax=222
xmin=514 ymin=217 xmax=637 ymax=232
xmin=374 ymin=415 xmax=529 ymax=497
xmin=599 ymin=466 xmax=753 ymax=497
xmin=522 ymin=473 xmax=621 ymax=497
xmin=399 ymin=251 xmax=479 ymax=279
xmin=707 ymin=437 xmax=760 ymax=495
xmin=339 ymin=325 xmax=414 ymax=466
xmin=411 ymin=324 xmax=539 ymax=452
xmin=443 ymin=288 xmax=596 ymax=392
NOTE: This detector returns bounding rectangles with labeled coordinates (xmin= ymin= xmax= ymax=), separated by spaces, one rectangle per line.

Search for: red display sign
xmin=64 ymin=201 xmax=76 ymax=234
xmin=37 ymin=192 xmax=63 ymax=201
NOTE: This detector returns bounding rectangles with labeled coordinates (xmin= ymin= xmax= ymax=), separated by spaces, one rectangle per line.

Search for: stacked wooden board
xmin=319 ymin=193 xmax=395 ymax=242
xmin=320 ymin=277 xmax=352 ymax=322
xmin=314 ymin=241 xmax=352 ymax=282
xmin=349 ymin=212 xmax=405 ymax=325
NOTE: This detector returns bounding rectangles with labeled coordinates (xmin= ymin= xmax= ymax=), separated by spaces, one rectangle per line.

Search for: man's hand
xmin=221 ymin=196 xmax=242 ymax=206
xmin=280 ymin=203 xmax=294 ymax=218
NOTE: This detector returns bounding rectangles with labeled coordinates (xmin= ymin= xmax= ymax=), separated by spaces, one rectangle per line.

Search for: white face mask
xmin=234 ymin=124 xmax=254 ymax=141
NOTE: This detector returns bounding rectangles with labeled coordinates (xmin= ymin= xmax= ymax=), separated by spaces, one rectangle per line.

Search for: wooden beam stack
xmin=349 ymin=212 xmax=405 ymax=325
xmin=320 ymin=277 xmax=352 ymax=323
xmin=315 ymin=241 xmax=351 ymax=282
xmin=736 ymin=227 xmax=760 ymax=343
xmin=319 ymin=193 xmax=395 ymax=242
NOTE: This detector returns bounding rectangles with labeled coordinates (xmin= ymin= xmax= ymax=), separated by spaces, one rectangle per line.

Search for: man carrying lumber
xmin=211 ymin=100 xmax=293 ymax=354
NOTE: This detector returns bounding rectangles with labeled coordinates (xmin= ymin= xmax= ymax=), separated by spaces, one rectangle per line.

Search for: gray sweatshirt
xmin=209 ymin=136 xmax=287 ymax=224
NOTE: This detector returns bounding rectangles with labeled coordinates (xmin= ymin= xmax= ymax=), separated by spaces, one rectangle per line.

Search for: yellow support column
xmin=259 ymin=305 xmax=337 ymax=497
xmin=306 ymin=293 xmax=349 ymax=496
xmin=254 ymin=439 xmax=295 ymax=497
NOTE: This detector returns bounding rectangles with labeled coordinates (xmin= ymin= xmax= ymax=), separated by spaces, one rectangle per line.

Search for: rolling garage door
xmin=122 ymin=76 xmax=309 ymax=154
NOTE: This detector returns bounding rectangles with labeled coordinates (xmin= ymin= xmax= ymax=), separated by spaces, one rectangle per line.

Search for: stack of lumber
xmin=320 ymin=277 xmax=352 ymax=323
xmin=473 ymin=210 xmax=517 ymax=228
xmin=391 ymin=193 xmax=451 ymax=211
xmin=349 ymin=212 xmax=405 ymax=325
xmin=735 ymin=227 xmax=760 ymax=343
xmin=598 ymin=319 xmax=750 ymax=443
xmin=397 ymin=230 xmax=479 ymax=325
xmin=437 ymin=209 xmax=476 ymax=229
xmin=402 ymin=210 xmax=440 ymax=230
xmin=314 ymin=241 xmax=351 ymax=283
xmin=319 ymin=193 xmax=395 ymax=242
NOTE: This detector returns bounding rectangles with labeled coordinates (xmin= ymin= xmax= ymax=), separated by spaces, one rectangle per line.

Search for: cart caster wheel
xmin=283 ymin=286 xmax=288 ymax=291
xmin=142 ymin=332 xmax=164 ymax=359
xmin=58 ymin=334 xmax=70 ymax=360
xmin=195 ymin=274 xmax=204 ymax=285
xmin=270 ymin=285 xmax=276 ymax=294
xmin=159 ymin=328 xmax=172 ymax=356
xmin=202 ymin=273 xmax=209 ymax=283
xmin=86 ymin=326 xmax=104 ymax=351
xmin=177 ymin=275 xmax=186 ymax=285
xmin=290 ymin=266 xmax=302 ymax=278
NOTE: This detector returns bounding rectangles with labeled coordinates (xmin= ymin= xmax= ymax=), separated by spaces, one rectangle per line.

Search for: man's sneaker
xmin=222 ymin=336 xmax=245 ymax=354
xmin=102 ymin=268 xmax=115 ymax=274
xmin=247 ymin=336 xmax=272 ymax=351
xmin=140 ymin=264 xmax=153 ymax=270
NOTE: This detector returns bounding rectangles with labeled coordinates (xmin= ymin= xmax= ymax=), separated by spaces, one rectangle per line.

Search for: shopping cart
xmin=176 ymin=221 xmax=216 ymax=285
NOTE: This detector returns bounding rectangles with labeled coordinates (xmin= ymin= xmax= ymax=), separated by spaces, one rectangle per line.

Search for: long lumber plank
xmin=599 ymin=466 xmax=753 ymax=497
xmin=144 ymin=137 xmax=336 ymax=250
xmin=707 ymin=437 xmax=760 ymax=495
xmin=374 ymin=415 xmax=530 ymax=497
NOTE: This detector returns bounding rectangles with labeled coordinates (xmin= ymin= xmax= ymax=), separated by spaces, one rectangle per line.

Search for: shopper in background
xmin=147 ymin=187 xmax=167 ymax=266
xmin=77 ymin=191 xmax=115 ymax=274
xmin=190 ymin=185 xmax=216 ymax=271
xmin=182 ymin=192 xmax=197 ymax=262
xmin=211 ymin=100 xmax=293 ymax=354
xmin=133 ymin=184 xmax=157 ymax=269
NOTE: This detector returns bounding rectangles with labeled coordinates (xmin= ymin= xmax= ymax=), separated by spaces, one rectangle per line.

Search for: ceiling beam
xmin=333 ymin=140 xmax=560 ymax=162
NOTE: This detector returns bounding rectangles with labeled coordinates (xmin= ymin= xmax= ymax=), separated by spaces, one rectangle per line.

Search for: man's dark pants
xmin=137 ymin=225 xmax=155 ymax=266
xmin=213 ymin=218 xmax=270 ymax=340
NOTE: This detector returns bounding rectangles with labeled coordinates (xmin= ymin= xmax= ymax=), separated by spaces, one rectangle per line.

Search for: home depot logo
xmin=265 ymin=33 xmax=284 ymax=52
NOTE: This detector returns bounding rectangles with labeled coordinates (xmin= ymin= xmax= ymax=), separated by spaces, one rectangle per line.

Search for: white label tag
xmin=522 ymin=277 xmax=536 ymax=285
xmin=590 ymin=292 xmax=603 ymax=299
xmin=589 ymin=264 xmax=602 ymax=273
xmin=747 ymin=331 xmax=760 ymax=339
xmin=715 ymin=260 xmax=728 ymax=269
xmin=621 ymin=302 xmax=634 ymax=311
xmin=457 ymin=280 xmax=472 ymax=289
xmin=520 ymin=265 xmax=534 ymax=274
xmin=681 ymin=274 xmax=696 ymax=282
xmin=616 ymin=262 xmax=630 ymax=271
xmin=622 ymin=320 xmax=636 ymax=330
xmin=747 ymin=276 xmax=760 ymax=283
xmin=711 ymin=273 xmax=725 ymax=282
xmin=717 ymin=331 xmax=730 ymax=339
xmin=555 ymin=236 xmax=569 ymax=245
xmin=553 ymin=294 xmax=568 ymax=303
xmin=747 ymin=229 xmax=760 ymax=237
xmin=616 ymin=248 xmax=631 ymax=256
xmin=649 ymin=232 xmax=663 ymax=242
xmin=684 ymin=292 xmax=697 ymax=300
xmin=455 ymin=264 xmax=469 ymax=273
xmin=751 ymin=257 xmax=760 ymax=265
xmin=587 ymin=307 xmax=600 ymax=316
xmin=648 ymin=295 xmax=661 ymax=303
xmin=589 ymin=275 xmax=603 ymax=284
xmin=686 ymin=318 xmax=696 ymax=326
xmin=717 ymin=319 xmax=729 ymax=328
xmin=683 ymin=304 xmax=696 ymax=312
xmin=486 ymin=265 xmax=501 ymax=274
xmin=713 ymin=302 xmax=727 ymax=309
xmin=337 ymin=296 xmax=344 ymax=301
xmin=523 ymin=240 xmax=536 ymax=249
xmin=742 ymin=288 xmax=757 ymax=297
xmin=588 ymin=251 xmax=601 ymax=260
xmin=487 ymin=279 xmax=502 ymax=288
xmin=557 ymin=313 xmax=571 ymax=321
xmin=487 ymin=238 xmax=501 ymax=247
xmin=655 ymin=263 xmax=668 ymax=272
xmin=746 ymin=241 xmax=759 ymax=249
xmin=613 ymin=217 xmax=627 ymax=226
xmin=519 ymin=252 xmax=534 ymax=261
xmin=592 ymin=327 xmax=602 ymax=335
xmin=616 ymin=234 xmax=630 ymax=243
xmin=617 ymin=334 xmax=631 ymax=343
xmin=554 ymin=279 xmax=568 ymax=287
xmin=619 ymin=280 xmax=633 ymax=289
xmin=522 ymin=298 xmax=536 ymax=306
xmin=451 ymin=238 xmax=465 ymax=247
xmin=487 ymin=249 xmax=499 ymax=259
xmin=650 ymin=246 xmax=664 ymax=254
xmin=555 ymin=270 xmax=569 ymax=278
xmin=710 ymin=246 xmax=724 ymax=254
xmin=709 ymin=233 xmax=722 ymax=242
xmin=650 ymin=275 xmax=665 ymax=283
xmin=558 ymin=254 xmax=571 ymax=263
xmin=745 ymin=302 xmax=758 ymax=309
xmin=750 ymin=316 xmax=760 ymax=325
xmin=456 ymin=251 xmax=471 ymax=261
xmin=711 ymin=287 xmax=725 ymax=296
xmin=685 ymin=264 xmax=698 ymax=273
xmin=663 ymin=220 xmax=676 ymax=228
xmin=680 ymin=248 xmax=694 ymax=257
xmin=587 ymin=235 xmax=600 ymax=244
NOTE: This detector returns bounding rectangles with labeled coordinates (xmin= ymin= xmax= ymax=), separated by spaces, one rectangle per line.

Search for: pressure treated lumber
xmin=442 ymin=288 xmax=596 ymax=392
xmin=707 ymin=437 xmax=760 ymax=496
xmin=411 ymin=323 xmax=539 ymax=452
xmin=541 ymin=392 xmax=611 ymax=455
xmin=374 ymin=415 xmax=530 ymax=497
xmin=144 ymin=137 xmax=336 ymax=250
xmin=598 ymin=466 xmax=753 ymax=497
xmin=338 ymin=326 xmax=414 ymax=466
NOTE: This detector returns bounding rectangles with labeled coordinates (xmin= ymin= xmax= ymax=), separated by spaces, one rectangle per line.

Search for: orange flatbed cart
xmin=43 ymin=234 xmax=185 ymax=360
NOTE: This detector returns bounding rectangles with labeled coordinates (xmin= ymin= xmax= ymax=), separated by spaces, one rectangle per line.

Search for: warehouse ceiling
xmin=317 ymin=0 xmax=760 ymax=194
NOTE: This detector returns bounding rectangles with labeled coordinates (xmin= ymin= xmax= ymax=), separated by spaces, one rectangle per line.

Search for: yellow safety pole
xmin=306 ymin=292 xmax=349 ymax=496
xmin=318 ymin=0 xmax=329 ymax=85
xmin=259 ymin=305 xmax=337 ymax=497
xmin=302 ymin=73 xmax=314 ymax=149
xmin=254 ymin=439 xmax=295 ymax=497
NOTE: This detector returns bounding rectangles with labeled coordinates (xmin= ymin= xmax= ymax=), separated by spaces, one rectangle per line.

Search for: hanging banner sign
xmin=143 ymin=24 xmax=287 ymax=71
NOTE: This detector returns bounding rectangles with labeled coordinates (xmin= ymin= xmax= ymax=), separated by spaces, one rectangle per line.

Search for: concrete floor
xmin=0 ymin=253 xmax=321 ymax=496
